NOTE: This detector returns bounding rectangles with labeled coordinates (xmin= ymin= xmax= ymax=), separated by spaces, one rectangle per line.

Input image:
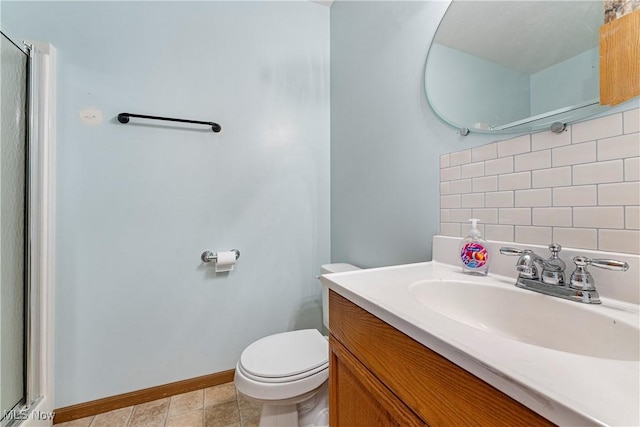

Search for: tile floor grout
xmin=58 ymin=382 xmax=261 ymax=427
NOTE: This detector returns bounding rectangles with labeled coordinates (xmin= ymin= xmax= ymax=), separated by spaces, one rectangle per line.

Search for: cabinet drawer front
xmin=329 ymin=290 xmax=554 ymax=427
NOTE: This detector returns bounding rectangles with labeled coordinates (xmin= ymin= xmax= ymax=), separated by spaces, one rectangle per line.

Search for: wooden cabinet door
xmin=329 ymin=336 xmax=425 ymax=427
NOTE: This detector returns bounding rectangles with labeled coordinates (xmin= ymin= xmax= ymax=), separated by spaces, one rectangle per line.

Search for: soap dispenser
xmin=459 ymin=218 xmax=490 ymax=276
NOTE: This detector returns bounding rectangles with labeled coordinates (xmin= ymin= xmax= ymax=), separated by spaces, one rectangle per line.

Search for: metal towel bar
xmin=118 ymin=112 xmax=222 ymax=133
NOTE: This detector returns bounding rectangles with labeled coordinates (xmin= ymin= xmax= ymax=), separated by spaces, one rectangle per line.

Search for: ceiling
xmin=434 ymin=1 xmax=603 ymax=74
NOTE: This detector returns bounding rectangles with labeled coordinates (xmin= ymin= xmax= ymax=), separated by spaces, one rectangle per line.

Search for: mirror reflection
xmin=425 ymin=1 xmax=607 ymax=134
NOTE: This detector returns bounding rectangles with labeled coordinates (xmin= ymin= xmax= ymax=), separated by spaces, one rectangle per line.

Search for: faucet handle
xmin=582 ymin=257 xmax=629 ymax=271
xmin=499 ymin=247 xmax=527 ymax=256
xmin=569 ymin=256 xmax=629 ymax=292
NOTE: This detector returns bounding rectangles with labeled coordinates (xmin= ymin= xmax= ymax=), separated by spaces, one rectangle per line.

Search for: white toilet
xmin=234 ymin=263 xmax=360 ymax=427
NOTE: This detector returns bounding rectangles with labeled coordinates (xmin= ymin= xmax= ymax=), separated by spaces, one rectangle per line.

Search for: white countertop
xmin=321 ymin=260 xmax=640 ymax=426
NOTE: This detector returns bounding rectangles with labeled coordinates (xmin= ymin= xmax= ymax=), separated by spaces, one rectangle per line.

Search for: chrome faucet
xmin=500 ymin=244 xmax=629 ymax=304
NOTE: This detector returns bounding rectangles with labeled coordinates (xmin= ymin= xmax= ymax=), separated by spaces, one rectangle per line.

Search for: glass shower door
xmin=0 ymin=31 xmax=28 ymax=421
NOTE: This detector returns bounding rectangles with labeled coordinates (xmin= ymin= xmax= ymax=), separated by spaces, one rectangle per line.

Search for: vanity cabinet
xmin=328 ymin=290 xmax=555 ymax=426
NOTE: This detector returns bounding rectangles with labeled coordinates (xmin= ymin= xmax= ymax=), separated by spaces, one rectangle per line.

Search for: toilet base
xmin=258 ymin=405 xmax=298 ymax=427
xmin=257 ymin=382 xmax=328 ymax=427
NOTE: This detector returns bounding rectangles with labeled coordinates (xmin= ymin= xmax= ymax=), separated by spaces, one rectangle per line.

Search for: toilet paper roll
xmin=215 ymin=251 xmax=237 ymax=273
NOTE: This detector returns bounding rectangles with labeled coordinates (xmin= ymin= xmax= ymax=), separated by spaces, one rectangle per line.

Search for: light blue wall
xmin=2 ymin=1 xmax=330 ymax=407
xmin=330 ymin=1 xmax=501 ymax=268
xmin=530 ymin=47 xmax=600 ymax=115
xmin=426 ymin=43 xmax=530 ymax=130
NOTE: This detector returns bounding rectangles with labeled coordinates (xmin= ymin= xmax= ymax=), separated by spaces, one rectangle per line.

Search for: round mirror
xmin=425 ymin=1 xmax=608 ymax=134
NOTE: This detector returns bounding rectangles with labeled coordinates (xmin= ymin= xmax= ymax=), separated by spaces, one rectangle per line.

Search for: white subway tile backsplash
xmin=485 ymin=157 xmax=514 ymax=176
xmin=472 ymin=176 xmax=498 ymax=193
xmin=553 ymin=227 xmax=598 ymax=250
xmin=441 ymin=222 xmax=461 ymax=237
xmin=485 ymin=224 xmax=514 ymax=241
xmin=623 ymin=108 xmax=639 ymax=134
xmin=597 ymin=133 xmax=640 ymax=161
xmin=485 ymin=191 xmax=514 ymax=208
xmin=472 ymin=208 xmax=498 ymax=224
xmin=553 ymin=185 xmax=597 ymax=206
xmin=472 ymin=143 xmax=497 ymax=162
xmin=461 ymin=193 xmax=484 ymax=208
xmin=531 ymin=128 xmax=571 ymax=151
xmin=598 ymin=182 xmax=640 ymax=206
xmin=552 ymin=141 xmax=597 ymax=167
xmin=498 ymin=135 xmax=530 ymax=157
xmin=449 ymin=150 xmax=472 ymax=166
xmin=441 ymin=194 xmax=461 ymax=208
xmin=440 ymin=154 xmax=450 ymax=168
xmin=498 ymin=172 xmax=531 ymax=191
xmin=599 ymin=229 xmax=640 ymax=254
xmin=515 ymin=188 xmax=552 ymax=207
xmin=572 ymin=113 xmax=623 ymax=143
xmin=626 ymin=157 xmax=640 ymax=181
xmin=573 ymin=207 xmax=624 ymax=229
xmin=533 ymin=207 xmax=572 ymax=226
xmin=626 ymin=206 xmax=640 ymax=229
xmin=515 ymin=226 xmax=552 ymax=245
xmin=532 ymin=167 xmax=572 ymax=188
xmin=450 ymin=179 xmax=472 ymax=194
xmin=514 ymin=150 xmax=551 ymax=171
xmin=461 ymin=162 xmax=485 ymax=178
xmin=440 ymin=110 xmax=639 ymax=255
xmin=499 ymin=208 xmax=531 ymax=225
xmin=573 ymin=160 xmax=623 ymax=185
xmin=450 ymin=208 xmax=473 ymax=222
xmin=440 ymin=166 xmax=460 ymax=181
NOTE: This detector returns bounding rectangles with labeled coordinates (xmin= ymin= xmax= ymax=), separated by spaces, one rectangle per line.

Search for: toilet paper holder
xmin=201 ymin=249 xmax=240 ymax=263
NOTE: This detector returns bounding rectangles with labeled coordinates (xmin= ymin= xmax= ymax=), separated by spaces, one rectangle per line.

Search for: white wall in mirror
xmin=530 ymin=48 xmax=599 ymax=116
xmin=426 ymin=44 xmax=530 ymax=130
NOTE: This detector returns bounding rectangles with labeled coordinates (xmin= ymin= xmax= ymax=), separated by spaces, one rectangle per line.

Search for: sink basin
xmin=410 ymin=279 xmax=639 ymax=361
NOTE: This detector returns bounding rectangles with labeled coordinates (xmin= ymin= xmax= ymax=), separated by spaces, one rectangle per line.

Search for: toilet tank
xmin=320 ymin=263 xmax=361 ymax=329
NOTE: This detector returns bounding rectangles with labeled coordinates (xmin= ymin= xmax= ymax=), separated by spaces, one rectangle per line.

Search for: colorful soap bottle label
xmin=460 ymin=242 xmax=488 ymax=269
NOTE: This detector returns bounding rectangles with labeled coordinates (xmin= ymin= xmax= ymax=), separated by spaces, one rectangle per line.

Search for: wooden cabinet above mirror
xmin=600 ymin=9 xmax=640 ymax=106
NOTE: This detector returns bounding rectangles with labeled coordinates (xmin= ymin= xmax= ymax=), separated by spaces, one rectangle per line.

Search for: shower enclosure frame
xmin=1 ymin=38 xmax=56 ymax=427
xmin=24 ymin=40 xmax=56 ymax=427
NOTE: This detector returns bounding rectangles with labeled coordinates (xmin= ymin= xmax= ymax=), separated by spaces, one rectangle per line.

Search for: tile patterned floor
xmin=56 ymin=383 xmax=262 ymax=427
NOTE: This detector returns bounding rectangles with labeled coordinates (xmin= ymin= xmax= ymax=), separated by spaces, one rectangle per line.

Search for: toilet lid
xmin=240 ymin=329 xmax=328 ymax=379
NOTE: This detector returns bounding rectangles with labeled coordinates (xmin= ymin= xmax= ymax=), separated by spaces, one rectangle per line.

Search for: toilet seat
xmin=235 ymin=329 xmax=329 ymax=401
xmin=240 ymin=329 xmax=328 ymax=379
xmin=238 ymin=361 xmax=328 ymax=384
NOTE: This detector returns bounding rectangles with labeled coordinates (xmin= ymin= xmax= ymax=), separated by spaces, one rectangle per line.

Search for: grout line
xmin=125 ymin=406 xmax=134 ymax=427
xmin=201 ymin=388 xmax=205 ymax=426
xmin=162 ymin=397 xmax=170 ymax=427
xmin=163 ymin=396 xmax=173 ymax=427
xmin=202 ymin=389 xmax=206 ymax=427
